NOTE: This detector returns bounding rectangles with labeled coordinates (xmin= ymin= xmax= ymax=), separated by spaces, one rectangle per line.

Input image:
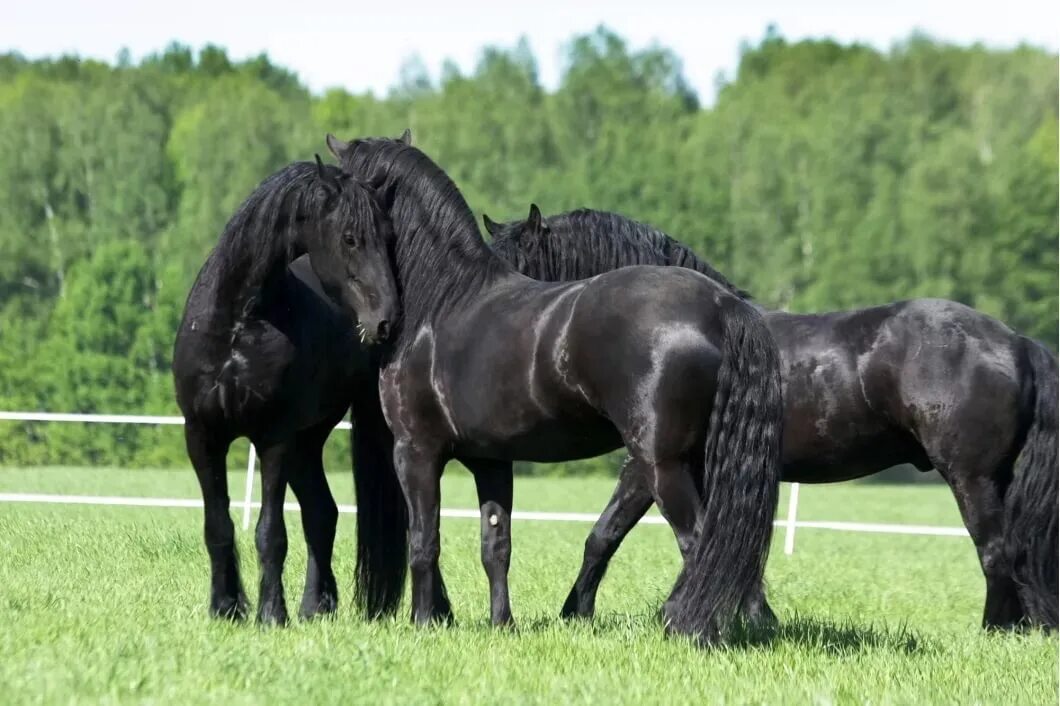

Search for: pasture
xmin=1 ymin=466 xmax=1055 ymax=705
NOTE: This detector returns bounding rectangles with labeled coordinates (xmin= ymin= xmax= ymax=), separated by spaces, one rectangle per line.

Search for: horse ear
xmin=482 ymin=213 xmax=500 ymax=237
xmin=398 ymin=128 xmax=412 ymax=145
xmin=527 ymin=203 xmax=543 ymax=232
xmin=314 ymin=154 xmax=340 ymax=194
xmin=325 ymin=133 xmax=349 ymax=160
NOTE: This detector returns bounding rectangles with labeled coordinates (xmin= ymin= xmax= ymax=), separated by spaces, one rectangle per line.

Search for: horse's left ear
xmin=527 ymin=203 xmax=543 ymax=232
xmin=325 ymin=133 xmax=349 ymax=160
xmin=398 ymin=128 xmax=412 ymax=145
xmin=314 ymin=154 xmax=340 ymax=194
xmin=482 ymin=213 xmax=500 ymax=237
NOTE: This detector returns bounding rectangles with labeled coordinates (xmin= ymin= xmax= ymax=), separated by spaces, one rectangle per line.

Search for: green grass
xmin=1 ymin=467 xmax=1055 ymax=705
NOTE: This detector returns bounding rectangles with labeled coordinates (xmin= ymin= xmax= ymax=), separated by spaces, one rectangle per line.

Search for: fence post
xmin=241 ymin=444 xmax=257 ymax=530
xmin=784 ymin=482 xmax=800 ymax=555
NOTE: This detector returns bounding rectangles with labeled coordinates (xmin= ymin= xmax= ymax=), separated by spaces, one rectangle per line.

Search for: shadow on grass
xmin=739 ymin=613 xmax=922 ymax=655
xmin=495 ymin=608 xmax=922 ymax=656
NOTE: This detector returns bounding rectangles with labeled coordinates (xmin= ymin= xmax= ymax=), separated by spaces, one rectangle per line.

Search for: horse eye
xmin=342 ymin=231 xmax=357 ymax=246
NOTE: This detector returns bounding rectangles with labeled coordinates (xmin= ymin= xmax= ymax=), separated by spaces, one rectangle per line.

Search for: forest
xmin=0 ymin=27 xmax=1055 ymax=473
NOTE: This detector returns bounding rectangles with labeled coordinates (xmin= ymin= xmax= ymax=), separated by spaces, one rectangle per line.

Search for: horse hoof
xmin=492 ymin=614 xmax=517 ymax=630
xmin=257 ymin=605 xmax=289 ymax=627
xmin=210 ymin=594 xmax=248 ymax=622
xmin=413 ymin=610 xmax=455 ymax=627
xmin=299 ymin=592 xmax=338 ymax=621
xmin=560 ymin=594 xmax=593 ymax=621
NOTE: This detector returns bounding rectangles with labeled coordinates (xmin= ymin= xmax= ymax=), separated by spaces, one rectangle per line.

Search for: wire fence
xmin=0 ymin=411 xmax=970 ymax=553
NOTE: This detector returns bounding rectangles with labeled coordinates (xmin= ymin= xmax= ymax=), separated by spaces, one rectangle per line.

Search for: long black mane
xmin=341 ymin=138 xmax=513 ymax=331
xmin=206 ymin=161 xmax=348 ymax=316
xmin=491 ymin=208 xmax=751 ymax=300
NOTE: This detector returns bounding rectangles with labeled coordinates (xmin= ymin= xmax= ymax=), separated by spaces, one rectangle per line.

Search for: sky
xmin=4 ymin=0 xmax=1058 ymax=102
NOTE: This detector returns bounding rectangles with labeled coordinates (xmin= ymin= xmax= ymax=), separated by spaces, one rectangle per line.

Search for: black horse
xmin=173 ymin=159 xmax=401 ymax=624
xmin=317 ymin=133 xmax=784 ymax=645
xmin=485 ymin=206 xmax=1059 ymax=631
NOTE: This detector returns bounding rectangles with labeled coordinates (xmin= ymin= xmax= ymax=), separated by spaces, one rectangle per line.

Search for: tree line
xmin=0 ymin=27 xmax=1055 ymax=474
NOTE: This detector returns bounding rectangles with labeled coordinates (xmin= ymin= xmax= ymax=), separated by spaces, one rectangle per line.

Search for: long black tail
xmin=351 ymin=385 xmax=408 ymax=618
xmin=1004 ymin=337 xmax=1058 ymax=630
xmin=669 ymin=298 xmax=784 ymax=645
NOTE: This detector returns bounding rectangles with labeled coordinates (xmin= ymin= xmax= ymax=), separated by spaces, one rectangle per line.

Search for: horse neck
xmin=209 ymin=230 xmax=300 ymax=324
xmin=392 ymin=196 xmax=513 ymax=334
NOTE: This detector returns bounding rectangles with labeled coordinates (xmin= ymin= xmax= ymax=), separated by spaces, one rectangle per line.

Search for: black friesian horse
xmin=319 ymin=133 xmax=784 ymax=645
xmin=173 ymin=159 xmax=401 ymax=624
xmin=485 ymin=205 xmax=1059 ymax=631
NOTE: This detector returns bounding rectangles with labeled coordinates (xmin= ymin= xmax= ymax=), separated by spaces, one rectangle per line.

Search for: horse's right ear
xmin=398 ymin=128 xmax=412 ymax=145
xmin=325 ymin=133 xmax=349 ymax=160
xmin=482 ymin=213 xmax=500 ymax=237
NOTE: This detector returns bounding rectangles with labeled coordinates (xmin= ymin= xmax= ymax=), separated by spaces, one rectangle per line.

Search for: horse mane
xmin=341 ymin=138 xmax=511 ymax=331
xmin=491 ymin=208 xmax=752 ymax=300
xmin=210 ymin=161 xmax=339 ymax=316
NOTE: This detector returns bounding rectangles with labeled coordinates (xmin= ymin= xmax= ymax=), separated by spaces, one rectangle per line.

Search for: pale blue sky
xmin=4 ymin=0 xmax=1057 ymax=101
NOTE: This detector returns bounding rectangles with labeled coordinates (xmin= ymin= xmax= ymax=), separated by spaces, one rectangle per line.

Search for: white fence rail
xmin=0 ymin=411 xmax=969 ymax=552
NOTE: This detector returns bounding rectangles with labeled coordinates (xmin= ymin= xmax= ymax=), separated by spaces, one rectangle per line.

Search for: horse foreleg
xmin=186 ymin=424 xmax=246 ymax=620
xmin=562 ymin=455 xmax=653 ymax=620
xmin=254 ymin=442 xmax=291 ymax=626
xmin=464 ymin=458 xmax=515 ymax=627
xmin=394 ymin=439 xmax=452 ymax=625
xmin=287 ymin=430 xmax=339 ymax=620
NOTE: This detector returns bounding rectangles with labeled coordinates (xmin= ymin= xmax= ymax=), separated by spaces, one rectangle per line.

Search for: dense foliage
xmin=0 ymin=28 xmax=1055 ymax=472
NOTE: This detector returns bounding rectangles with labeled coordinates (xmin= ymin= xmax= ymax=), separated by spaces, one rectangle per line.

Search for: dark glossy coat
xmin=320 ymin=135 xmax=785 ymax=645
xmin=487 ymin=207 xmax=1058 ymax=631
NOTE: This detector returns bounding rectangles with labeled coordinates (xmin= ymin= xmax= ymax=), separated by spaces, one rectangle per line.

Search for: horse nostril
xmin=376 ymin=320 xmax=390 ymax=341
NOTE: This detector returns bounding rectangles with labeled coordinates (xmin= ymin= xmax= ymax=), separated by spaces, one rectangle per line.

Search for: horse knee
xmin=318 ymin=496 xmax=339 ymax=529
xmin=979 ymin=540 xmax=1010 ymax=578
xmin=256 ymin=519 xmax=288 ymax=561
xmin=409 ymin=540 xmax=440 ymax=574
xmin=583 ymin=531 xmax=613 ymax=563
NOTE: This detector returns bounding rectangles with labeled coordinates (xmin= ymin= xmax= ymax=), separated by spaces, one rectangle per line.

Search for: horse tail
xmin=1004 ymin=337 xmax=1058 ymax=630
xmin=351 ymin=387 xmax=408 ymax=618
xmin=669 ymin=298 xmax=783 ymax=645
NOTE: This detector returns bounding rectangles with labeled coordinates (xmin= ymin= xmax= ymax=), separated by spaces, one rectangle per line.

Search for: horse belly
xmin=448 ymin=376 xmax=623 ymax=462
xmin=778 ymin=349 xmax=926 ymax=482
xmin=454 ymin=415 xmax=623 ymax=463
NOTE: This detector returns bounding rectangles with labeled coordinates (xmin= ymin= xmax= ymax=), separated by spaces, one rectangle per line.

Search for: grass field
xmin=1 ymin=466 xmax=1056 ymax=705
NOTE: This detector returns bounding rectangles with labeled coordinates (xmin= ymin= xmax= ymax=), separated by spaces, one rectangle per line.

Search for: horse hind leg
xmin=627 ymin=454 xmax=700 ymax=625
xmin=185 ymin=424 xmax=246 ymax=620
xmin=562 ymin=455 xmax=653 ymax=620
xmin=649 ymin=452 xmax=778 ymax=633
xmin=939 ymin=459 xmax=1023 ymax=629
